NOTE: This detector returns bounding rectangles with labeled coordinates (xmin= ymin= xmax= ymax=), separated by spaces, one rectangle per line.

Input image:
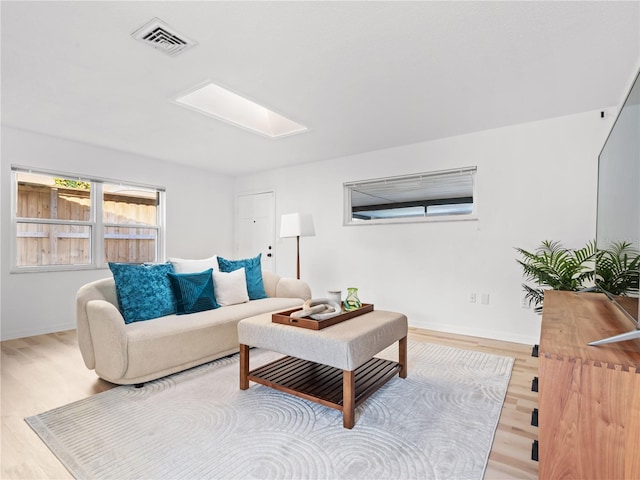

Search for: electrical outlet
xmin=469 ymin=293 xmax=476 ymax=303
xmin=521 ymin=297 xmax=530 ymax=309
xmin=481 ymin=293 xmax=490 ymax=305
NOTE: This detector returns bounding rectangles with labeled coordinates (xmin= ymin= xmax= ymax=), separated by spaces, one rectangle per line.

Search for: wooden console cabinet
xmin=539 ymin=291 xmax=640 ymax=479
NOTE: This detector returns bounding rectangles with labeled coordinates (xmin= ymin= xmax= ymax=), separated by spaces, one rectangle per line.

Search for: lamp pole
xmin=280 ymin=212 xmax=314 ymax=280
xmin=296 ymin=235 xmax=301 ymax=279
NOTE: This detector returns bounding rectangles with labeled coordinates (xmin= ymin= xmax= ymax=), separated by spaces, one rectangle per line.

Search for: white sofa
xmin=76 ymin=270 xmax=311 ymax=385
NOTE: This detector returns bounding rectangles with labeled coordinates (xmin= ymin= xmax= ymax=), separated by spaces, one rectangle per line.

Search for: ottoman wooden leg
xmin=240 ymin=344 xmax=250 ymax=390
xmin=342 ymin=369 xmax=355 ymax=429
xmin=399 ymin=336 xmax=407 ymax=379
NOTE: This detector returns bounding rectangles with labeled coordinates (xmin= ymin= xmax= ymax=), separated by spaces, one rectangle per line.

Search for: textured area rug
xmin=26 ymin=342 xmax=513 ymax=480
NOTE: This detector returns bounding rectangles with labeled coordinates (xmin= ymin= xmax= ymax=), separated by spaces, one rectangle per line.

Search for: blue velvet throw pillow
xmin=108 ymin=262 xmax=177 ymax=324
xmin=167 ymin=269 xmax=220 ymax=314
xmin=217 ymin=254 xmax=268 ymax=300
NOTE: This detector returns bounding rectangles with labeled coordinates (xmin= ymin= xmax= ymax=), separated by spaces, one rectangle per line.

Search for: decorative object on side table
xmin=344 ymin=287 xmax=362 ymax=311
xmin=290 ymin=298 xmax=341 ymax=320
xmin=327 ymin=290 xmax=342 ymax=305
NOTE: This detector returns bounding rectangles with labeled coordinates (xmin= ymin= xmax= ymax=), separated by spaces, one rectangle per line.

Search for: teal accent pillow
xmin=217 ymin=254 xmax=268 ymax=300
xmin=108 ymin=262 xmax=177 ymax=324
xmin=167 ymin=269 xmax=220 ymax=314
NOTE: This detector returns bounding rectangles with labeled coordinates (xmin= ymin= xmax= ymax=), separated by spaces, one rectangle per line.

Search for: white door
xmin=235 ymin=191 xmax=275 ymax=271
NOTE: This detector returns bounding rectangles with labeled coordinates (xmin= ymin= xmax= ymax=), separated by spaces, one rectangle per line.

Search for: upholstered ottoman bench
xmin=237 ymin=310 xmax=408 ymax=428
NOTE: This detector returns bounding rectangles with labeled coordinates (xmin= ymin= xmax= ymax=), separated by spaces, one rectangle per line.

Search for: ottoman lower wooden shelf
xmin=238 ymin=309 xmax=408 ymax=429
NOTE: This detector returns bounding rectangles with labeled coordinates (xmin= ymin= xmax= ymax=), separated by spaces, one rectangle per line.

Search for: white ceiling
xmin=2 ymin=1 xmax=639 ymax=177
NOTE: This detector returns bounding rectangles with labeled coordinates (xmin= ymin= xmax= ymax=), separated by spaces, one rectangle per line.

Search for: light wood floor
xmin=1 ymin=327 xmax=539 ymax=479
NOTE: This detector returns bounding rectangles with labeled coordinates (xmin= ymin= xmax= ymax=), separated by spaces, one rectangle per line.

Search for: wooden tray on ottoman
xmin=272 ymin=303 xmax=374 ymax=330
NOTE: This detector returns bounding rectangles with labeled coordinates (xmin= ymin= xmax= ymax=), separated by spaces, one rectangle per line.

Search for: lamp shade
xmin=280 ymin=213 xmax=315 ymax=238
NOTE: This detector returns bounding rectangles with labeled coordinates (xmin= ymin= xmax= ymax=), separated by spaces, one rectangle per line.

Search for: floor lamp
xmin=280 ymin=213 xmax=315 ymax=279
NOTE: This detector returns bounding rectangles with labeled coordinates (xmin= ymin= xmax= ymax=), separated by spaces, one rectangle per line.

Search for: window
xmin=344 ymin=167 xmax=477 ymax=225
xmin=102 ymin=184 xmax=161 ymax=264
xmin=12 ymin=167 xmax=165 ymax=271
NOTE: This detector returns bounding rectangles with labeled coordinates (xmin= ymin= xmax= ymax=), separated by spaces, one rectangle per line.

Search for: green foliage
xmin=515 ymin=240 xmax=596 ymax=307
xmin=54 ymin=178 xmax=90 ymax=190
xmin=595 ymin=241 xmax=640 ymax=296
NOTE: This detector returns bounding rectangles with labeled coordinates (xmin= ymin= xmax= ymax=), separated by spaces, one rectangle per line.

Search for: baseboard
xmin=0 ymin=322 xmax=76 ymax=341
xmin=409 ymin=319 xmax=540 ymax=346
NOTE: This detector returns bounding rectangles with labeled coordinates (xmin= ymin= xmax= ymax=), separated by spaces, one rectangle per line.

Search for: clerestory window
xmin=344 ymin=166 xmax=477 ymax=225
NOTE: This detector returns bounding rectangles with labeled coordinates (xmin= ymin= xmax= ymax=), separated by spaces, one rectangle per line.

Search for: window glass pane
xmin=104 ymin=226 xmax=157 ymax=263
xmin=103 ymin=184 xmax=158 ymax=226
xmin=346 ymin=167 xmax=476 ymax=224
xmin=16 ymin=172 xmax=90 ymax=221
xmin=16 ymin=223 xmax=91 ymax=266
xmin=353 ymin=206 xmax=426 ymax=221
xmin=426 ymin=203 xmax=474 ymax=216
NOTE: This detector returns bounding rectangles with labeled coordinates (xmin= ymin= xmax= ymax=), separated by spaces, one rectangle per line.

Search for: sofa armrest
xmin=76 ymin=277 xmax=119 ymax=370
xmin=86 ymin=300 xmax=129 ymax=379
xmin=275 ymin=278 xmax=312 ymax=300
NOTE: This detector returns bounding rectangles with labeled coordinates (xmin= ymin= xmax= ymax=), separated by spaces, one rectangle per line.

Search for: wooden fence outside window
xmin=16 ymin=183 xmax=157 ymax=266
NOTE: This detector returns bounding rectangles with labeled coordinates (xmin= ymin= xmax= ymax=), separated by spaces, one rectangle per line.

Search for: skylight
xmin=174 ymin=82 xmax=307 ymax=138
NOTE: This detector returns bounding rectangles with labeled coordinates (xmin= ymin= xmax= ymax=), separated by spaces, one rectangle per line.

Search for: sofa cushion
xmin=212 ymin=268 xmax=250 ymax=306
xmin=108 ymin=262 xmax=177 ymax=324
xmin=168 ymin=269 xmax=220 ymax=315
xmin=123 ymin=297 xmax=305 ymax=379
xmin=169 ymin=255 xmax=218 ymax=273
xmin=217 ymin=254 xmax=268 ymax=300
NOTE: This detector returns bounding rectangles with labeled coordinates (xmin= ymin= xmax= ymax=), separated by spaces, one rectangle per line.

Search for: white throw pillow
xmin=212 ymin=268 xmax=249 ymax=306
xmin=169 ymin=255 xmax=218 ymax=273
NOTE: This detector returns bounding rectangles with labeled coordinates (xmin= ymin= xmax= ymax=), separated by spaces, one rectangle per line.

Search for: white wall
xmin=1 ymin=127 xmax=235 ymax=340
xmin=235 ymin=110 xmax=614 ymax=345
xmin=0 ymin=110 xmax=615 ymax=344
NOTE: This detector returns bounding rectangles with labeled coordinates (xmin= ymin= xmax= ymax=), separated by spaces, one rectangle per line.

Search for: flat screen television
xmin=589 ymin=67 xmax=640 ymax=346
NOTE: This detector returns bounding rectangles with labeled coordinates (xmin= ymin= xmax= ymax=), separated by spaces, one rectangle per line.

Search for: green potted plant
xmin=595 ymin=241 xmax=640 ymax=296
xmin=515 ymin=240 xmax=596 ymax=309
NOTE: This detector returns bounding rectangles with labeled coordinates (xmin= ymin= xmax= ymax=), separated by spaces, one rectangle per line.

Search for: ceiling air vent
xmin=132 ymin=18 xmax=197 ymax=57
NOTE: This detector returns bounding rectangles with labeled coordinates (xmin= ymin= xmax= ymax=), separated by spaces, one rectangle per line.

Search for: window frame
xmin=11 ymin=166 xmax=166 ymax=273
xmin=343 ymin=166 xmax=478 ymax=226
